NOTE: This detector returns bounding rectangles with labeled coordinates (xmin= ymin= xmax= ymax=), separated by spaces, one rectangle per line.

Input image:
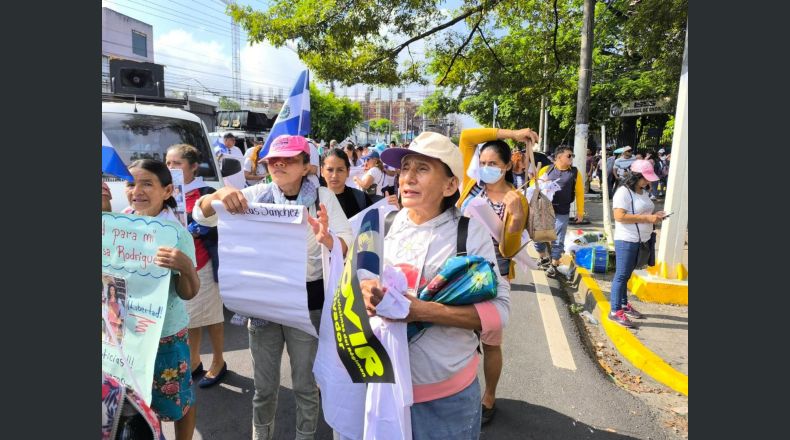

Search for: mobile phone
xmin=663 ymin=212 xmax=674 ymax=218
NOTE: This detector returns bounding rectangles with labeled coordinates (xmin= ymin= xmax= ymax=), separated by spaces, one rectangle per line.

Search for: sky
xmin=101 ymin=0 xmax=479 ymax=128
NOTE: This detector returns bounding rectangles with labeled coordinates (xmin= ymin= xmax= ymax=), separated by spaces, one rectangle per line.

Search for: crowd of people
xmin=102 ymin=127 xmax=672 ymax=440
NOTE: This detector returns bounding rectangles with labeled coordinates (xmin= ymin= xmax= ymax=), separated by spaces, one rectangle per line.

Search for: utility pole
xmin=655 ymin=24 xmax=688 ymax=280
xmin=572 ymin=0 xmax=595 ymax=195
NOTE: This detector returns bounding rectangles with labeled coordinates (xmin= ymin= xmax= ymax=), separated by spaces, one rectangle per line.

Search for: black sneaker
xmin=481 ymin=404 xmax=496 ymax=425
xmin=608 ymin=310 xmax=635 ymax=328
xmin=545 ymin=264 xmax=559 ymax=278
xmin=537 ymin=257 xmax=551 ymax=268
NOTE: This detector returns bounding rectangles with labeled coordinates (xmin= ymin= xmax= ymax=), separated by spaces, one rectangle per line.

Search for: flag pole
xmin=299 ymin=70 xmax=308 ymax=135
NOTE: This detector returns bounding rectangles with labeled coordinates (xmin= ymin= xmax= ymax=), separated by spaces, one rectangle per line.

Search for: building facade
xmin=101 ymin=7 xmax=155 ymax=92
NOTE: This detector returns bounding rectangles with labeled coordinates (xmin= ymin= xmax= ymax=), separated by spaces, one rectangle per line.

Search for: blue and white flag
xmin=213 ymin=137 xmax=229 ymax=155
xmin=259 ymin=69 xmax=311 ymax=160
xmin=102 ymin=131 xmax=134 ymax=181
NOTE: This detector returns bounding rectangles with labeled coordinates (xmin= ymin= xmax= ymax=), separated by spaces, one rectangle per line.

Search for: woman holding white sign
xmin=361 ymin=132 xmax=511 ymax=439
xmin=193 ymin=134 xmax=353 ymax=440
xmin=123 ymin=159 xmax=200 ymax=440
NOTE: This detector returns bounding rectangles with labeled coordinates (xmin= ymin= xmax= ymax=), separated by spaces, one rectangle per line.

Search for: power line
xmin=116 ymin=0 xmax=241 ymax=36
xmin=165 ymin=0 xmax=230 ymax=21
xmin=104 ymin=0 xmax=239 ymax=39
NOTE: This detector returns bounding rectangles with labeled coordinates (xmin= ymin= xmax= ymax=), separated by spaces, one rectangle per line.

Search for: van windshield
xmin=102 ymin=112 xmax=219 ymax=181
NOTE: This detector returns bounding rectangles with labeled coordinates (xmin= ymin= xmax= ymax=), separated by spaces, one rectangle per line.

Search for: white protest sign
xmin=169 ymin=168 xmax=188 ymax=226
xmin=212 ymin=200 xmax=316 ymax=336
xmin=347 ymin=166 xmax=365 ymax=189
xmin=463 ymin=198 xmax=537 ymax=271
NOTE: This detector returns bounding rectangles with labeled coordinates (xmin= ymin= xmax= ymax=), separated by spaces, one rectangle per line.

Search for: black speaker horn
xmin=109 ymin=59 xmax=165 ymax=98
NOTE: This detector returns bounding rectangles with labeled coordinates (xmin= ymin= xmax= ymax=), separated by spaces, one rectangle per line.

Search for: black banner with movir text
xmin=331 ymin=209 xmax=394 ymax=383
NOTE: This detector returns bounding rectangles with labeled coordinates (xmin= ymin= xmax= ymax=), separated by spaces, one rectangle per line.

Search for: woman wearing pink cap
xmin=609 ymin=159 xmax=667 ymax=328
xmin=192 ymin=134 xmax=353 ymax=440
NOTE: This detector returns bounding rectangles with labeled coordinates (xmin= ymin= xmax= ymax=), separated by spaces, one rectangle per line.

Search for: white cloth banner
xmin=348 ymin=198 xmax=398 ymax=237
xmin=315 ymin=234 xmax=366 ymax=439
xmin=364 ymin=267 xmax=413 ymax=440
xmin=211 ymin=200 xmax=316 ymax=336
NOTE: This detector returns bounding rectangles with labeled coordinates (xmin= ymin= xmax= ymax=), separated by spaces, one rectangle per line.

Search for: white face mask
xmin=479 ymin=165 xmax=504 ymax=184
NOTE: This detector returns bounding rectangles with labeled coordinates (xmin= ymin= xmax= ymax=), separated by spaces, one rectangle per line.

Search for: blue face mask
xmin=479 ymin=165 xmax=504 ymax=184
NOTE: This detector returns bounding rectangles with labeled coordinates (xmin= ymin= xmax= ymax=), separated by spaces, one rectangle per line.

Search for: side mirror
xmin=220 ymin=157 xmax=243 ymax=177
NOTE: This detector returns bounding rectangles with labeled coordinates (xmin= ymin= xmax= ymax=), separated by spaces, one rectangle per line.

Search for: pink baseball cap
xmin=263 ymin=134 xmax=310 ymax=159
xmin=630 ymin=159 xmax=659 ymax=182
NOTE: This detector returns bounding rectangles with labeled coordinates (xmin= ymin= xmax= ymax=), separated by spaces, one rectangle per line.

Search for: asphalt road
xmin=164 ymin=262 xmax=670 ymax=440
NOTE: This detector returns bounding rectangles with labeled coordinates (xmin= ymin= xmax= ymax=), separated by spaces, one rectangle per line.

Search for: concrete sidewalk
xmin=557 ymin=189 xmax=689 ymax=436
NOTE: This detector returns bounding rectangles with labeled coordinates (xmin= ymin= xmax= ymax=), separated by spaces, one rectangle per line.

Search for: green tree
xmin=368 ymin=118 xmax=393 ymax=135
xmin=310 ymin=84 xmax=363 ymax=142
xmin=218 ymin=96 xmax=241 ymax=110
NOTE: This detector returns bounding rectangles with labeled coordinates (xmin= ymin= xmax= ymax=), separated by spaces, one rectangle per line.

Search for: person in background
xmin=215 ymin=133 xmax=244 ymax=160
xmin=321 ymin=148 xmax=373 ymax=218
xmin=353 ymin=150 xmax=387 ymax=199
xmin=610 ymin=160 xmax=665 ymax=328
xmin=193 ymin=135 xmax=352 ymax=440
xmin=243 ymin=142 xmax=269 ymax=187
xmin=102 ymin=181 xmax=112 ymax=212
xmin=530 ymin=146 xmax=585 ymax=278
xmin=586 ymin=147 xmax=598 ymax=194
xmin=457 ymin=126 xmax=534 ymax=425
xmin=613 ymin=146 xmax=637 ymax=189
xmin=345 ymin=144 xmax=362 ymax=167
xmin=166 ymin=144 xmax=228 ymax=389
xmin=123 ymin=159 xmax=200 ymax=440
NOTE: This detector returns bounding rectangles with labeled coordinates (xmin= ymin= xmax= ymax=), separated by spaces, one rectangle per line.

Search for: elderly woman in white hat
xmin=361 ymin=131 xmax=511 ymax=439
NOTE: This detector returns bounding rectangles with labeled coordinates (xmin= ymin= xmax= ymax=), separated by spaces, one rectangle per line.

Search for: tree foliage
xmin=310 ymin=84 xmax=363 ymax=142
xmin=229 ymin=0 xmax=687 ymax=145
xmin=218 ymin=96 xmax=241 ymax=110
xmin=368 ymin=118 xmax=393 ymax=134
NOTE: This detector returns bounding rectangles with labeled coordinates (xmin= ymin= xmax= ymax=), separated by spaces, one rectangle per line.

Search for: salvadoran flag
xmin=259 ymin=69 xmax=311 ymax=160
xmin=213 ymin=137 xmax=229 ymax=155
xmin=102 ymin=131 xmax=134 ymax=181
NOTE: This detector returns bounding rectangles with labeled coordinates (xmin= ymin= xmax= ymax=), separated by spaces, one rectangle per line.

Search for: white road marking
xmin=517 ymin=246 xmax=577 ymax=370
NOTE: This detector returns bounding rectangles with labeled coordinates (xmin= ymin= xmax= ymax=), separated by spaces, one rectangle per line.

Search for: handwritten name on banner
xmin=101 ymin=212 xmax=179 ymax=404
xmin=212 ymin=201 xmax=316 ymax=336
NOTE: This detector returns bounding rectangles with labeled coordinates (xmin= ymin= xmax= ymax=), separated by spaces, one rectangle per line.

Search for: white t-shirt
xmin=382 ymin=165 xmax=397 ymax=190
xmin=242 ymin=149 xmax=268 ymax=186
xmin=363 ymin=167 xmax=386 ymax=196
xmin=612 ymin=186 xmax=655 ymax=243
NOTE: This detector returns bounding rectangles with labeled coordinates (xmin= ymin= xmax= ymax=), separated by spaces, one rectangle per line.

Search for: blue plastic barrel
xmin=574 ymin=245 xmax=609 ymax=273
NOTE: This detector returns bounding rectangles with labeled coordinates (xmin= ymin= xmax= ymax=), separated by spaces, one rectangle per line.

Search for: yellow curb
xmin=577 ymin=267 xmax=688 ymax=396
xmin=628 ymin=269 xmax=688 ymax=305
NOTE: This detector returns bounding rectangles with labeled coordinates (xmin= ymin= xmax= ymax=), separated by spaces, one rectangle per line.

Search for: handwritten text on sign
xmin=101 ymin=213 xmax=181 ymax=404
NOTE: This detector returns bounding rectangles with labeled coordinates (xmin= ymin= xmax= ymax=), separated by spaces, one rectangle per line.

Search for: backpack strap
xmin=384 ymin=210 xmax=397 ymax=236
xmin=456 ymin=216 xmax=469 ymax=257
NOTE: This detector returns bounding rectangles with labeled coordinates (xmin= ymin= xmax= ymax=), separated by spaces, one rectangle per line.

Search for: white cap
xmin=381 ymin=131 xmax=463 ymax=181
xmin=623 ymin=146 xmax=632 ymax=152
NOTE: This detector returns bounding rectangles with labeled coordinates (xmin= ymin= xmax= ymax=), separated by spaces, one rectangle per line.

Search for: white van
xmin=102 ymin=101 xmax=241 ymax=212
